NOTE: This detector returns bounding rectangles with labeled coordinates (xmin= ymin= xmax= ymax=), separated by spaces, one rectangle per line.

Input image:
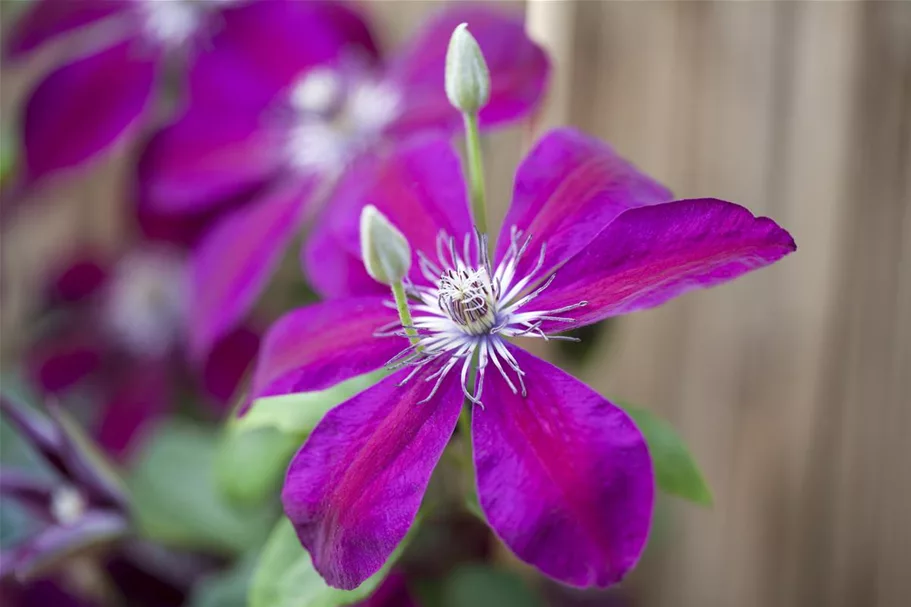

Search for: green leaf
xmin=127 ymin=421 xmax=277 ymax=555
xmin=237 ymin=369 xmax=388 ymax=436
xmin=214 ymin=425 xmax=302 ymax=508
xmin=249 ymin=516 xmax=407 ymax=607
xmin=440 ymin=564 xmax=544 ymax=607
xmin=188 ymin=554 xmax=257 ymax=607
xmin=0 ymin=126 xmax=18 ymax=188
xmin=617 ymin=402 xmax=713 ymax=506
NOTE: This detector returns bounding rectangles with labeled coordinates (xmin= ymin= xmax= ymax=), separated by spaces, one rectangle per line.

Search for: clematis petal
xmin=302 ymin=217 xmax=386 ymax=300
xmin=27 ymin=331 xmax=105 ymax=394
xmin=202 ymin=325 xmax=260 ymax=408
xmin=189 ymin=179 xmax=315 ymax=361
xmin=304 ymin=139 xmax=472 ymax=297
xmin=495 ymin=129 xmax=672 ymax=280
xmin=282 ymin=366 xmax=463 ymax=590
xmin=136 ymin=108 xmax=286 ymax=214
xmin=0 ymin=510 xmax=129 ymax=581
xmin=190 ymin=0 xmax=379 ymax=110
xmin=22 ymin=40 xmax=158 ymax=184
xmin=0 ymin=469 xmax=55 ymax=520
xmin=3 ymin=0 xmax=129 ymax=59
xmin=473 ymin=345 xmax=654 ymax=587
xmin=95 ymin=362 xmax=170 ymax=462
xmin=384 ymin=5 xmax=548 ymax=137
xmin=47 ymin=256 xmax=108 ymax=304
xmin=529 ymin=198 xmax=797 ymax=333
xmin=246 ymin=297 xmax=403 ymax=414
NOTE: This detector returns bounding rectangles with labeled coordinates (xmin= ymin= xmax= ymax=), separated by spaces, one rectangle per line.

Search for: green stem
xmin=391 ymin=280 xmax=421 ymax=351
xmin=462 ymin=112 xmax=487 ymax=235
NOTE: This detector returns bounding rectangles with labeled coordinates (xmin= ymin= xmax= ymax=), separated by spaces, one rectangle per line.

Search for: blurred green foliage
xmin=618 ymin=402 xmax=713 ymax=507
xmin=127 ymin=421 xmax=277 ymax=555
xmin=249 ymin=516 xmax=407 ymax=607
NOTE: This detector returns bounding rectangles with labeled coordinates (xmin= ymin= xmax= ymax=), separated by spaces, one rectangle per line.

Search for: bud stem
xmin=391 ymin=280 xmax=422 ymax=351
xmin=463 ymin=112 xmax=488 ymax=235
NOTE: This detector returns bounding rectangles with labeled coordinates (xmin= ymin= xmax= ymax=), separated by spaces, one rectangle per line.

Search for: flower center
xmin=286 ymin=68 xmax=401 ymax=174
xmin=378 ymin=229 xmax=587 ymax=406
xmin=139 ymin=0 xmax=203 ymax=45
xmin=51 ymin=486 xmax=87 ymax=526
xmin=437 ymin=267 xmax=499 ymax=335
xmin=105 ymin=249 xmax=187 ymax=358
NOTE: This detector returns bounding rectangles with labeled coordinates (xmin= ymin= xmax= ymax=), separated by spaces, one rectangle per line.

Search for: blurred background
xmin=2 ymin=1 xmax=910 ymax=607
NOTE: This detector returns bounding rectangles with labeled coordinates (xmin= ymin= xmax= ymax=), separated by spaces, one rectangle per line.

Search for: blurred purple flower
xmin=136 ymin=2 xmax=548 ymax=361
xmin=4 ymin=0 xmax=375 ymax=190
xmin=27 ymin=245 xmax=259 ymax=462
xmin=0 ymin=397 xmax=130 ymax=582
xmin=247 ymin=129 xmax=796 ymax=589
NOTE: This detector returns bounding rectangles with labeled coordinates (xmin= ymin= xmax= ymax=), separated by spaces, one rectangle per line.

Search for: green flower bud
xmin=360 ymin=204 xmax=411 ymax=285
xmin=445 ymin=23 xmax=490 ymax=114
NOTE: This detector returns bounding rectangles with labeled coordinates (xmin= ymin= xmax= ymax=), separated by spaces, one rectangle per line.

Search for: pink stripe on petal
xmin=246 ymin=297 xmax=403 ymax=414
xmin=3 ymin=0 xmax=130 ymax=59
xmin=189 ymin=179 xmax=314 ymax=362
xmin=282 ymin=366 xmax=463 ymax=590
xmin=137 ymin=108 xmax=285 ymax=214
xmin=530 ymin=198 xmax=797 ymax=333
xmin=496 ymin=129 xmax=672 ymax=280
xmin=22 ymin=40 xmax=158 ymax=183
xmin=473 ymin=345 xmax=654 ymax=587
xmin=385 ymin=5 xmax=548 ymax=137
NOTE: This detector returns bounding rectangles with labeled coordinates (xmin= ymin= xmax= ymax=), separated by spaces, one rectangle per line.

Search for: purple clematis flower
xmin=27 ymin=244 xmax=259 ymax=462
xmin=136 ymin=3 xmax=548 ymax=361
xmin=0 ymin=397 xmax=130 ymax=581
xmin=247 ymin=128 xmax=796 ymax=590
xmin=3 ymin=0 xmax=376 ymax=190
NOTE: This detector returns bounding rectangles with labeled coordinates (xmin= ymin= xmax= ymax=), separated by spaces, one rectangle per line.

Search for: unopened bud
xmin=445 ymin=23 xmax=490 ymax=114
xmin=360 ymin=205 xmax=411 ymax=286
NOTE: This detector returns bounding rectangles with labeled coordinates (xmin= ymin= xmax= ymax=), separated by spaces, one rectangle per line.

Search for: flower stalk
xmin=391 ymin=280 xmax=422 ymax=351
xmin=446 ymin=23 xmax=491 ymax=235
xmin=463 ymin=112 xmax=488 ymax=235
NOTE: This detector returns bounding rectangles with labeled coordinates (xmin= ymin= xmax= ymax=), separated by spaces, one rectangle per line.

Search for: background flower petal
xmin=303 ymin=139 xmax=472 ymax=297
xmin=282 ymin=366 xmax=463 ymax=590
xmin=96 ymin=362 xmax=171 ymax=462
xmin=495 ymin=128 xmax=672 ymax=281
xmin=190 ymin=0 xmax=379 ymax=110
xmin=189 ymin=180 xmax=315 ymax=362
xmin=202 ymin=325 xmax=261 ymax=408
xmin=27 ymin=330 xmax=105 ymax=394
xmin=22 ymin=40 xmax=158 ymax=184
xmin=529 ymin=198 xmax=797 ymax=333
xmin=385 ymin=5 xmax=548 ymax=137
xmin=246 ymin=297 xmax=403 ymax=414
xmin=136 ymin=108 xmax=285 ymax=215
xmin=2 ymin=0 xmax=129 ymax=59
xmin=473 ymin=345 xmax=654 ymax=587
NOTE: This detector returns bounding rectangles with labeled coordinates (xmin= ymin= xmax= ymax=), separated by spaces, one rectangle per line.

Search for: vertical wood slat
xmin=563 ymin=2 xmax=909 ymax=607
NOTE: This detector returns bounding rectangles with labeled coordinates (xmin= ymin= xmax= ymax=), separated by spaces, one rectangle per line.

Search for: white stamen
xmin=290 ymin=69 xmax=341 ymax=114
xmin=285 ymin=71 xmax=402 ymax=175
xmin=387 ymin=226 xmax=585 ymax=405
xmin=51 ymin=486 xmax=87 ymax=526
xmin=140 ymin=0 xmax=201 ymax=45
xmin=105 ymin=249 xmax=188 ymax=358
